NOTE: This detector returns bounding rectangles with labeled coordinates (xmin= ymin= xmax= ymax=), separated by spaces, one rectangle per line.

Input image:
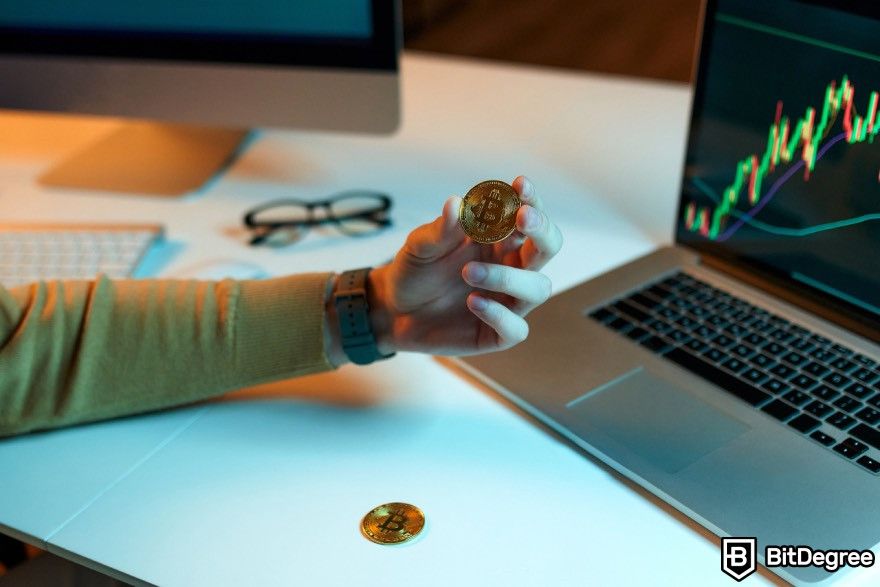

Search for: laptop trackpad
xmin=566 ymin=368 xmax=749 ymax=474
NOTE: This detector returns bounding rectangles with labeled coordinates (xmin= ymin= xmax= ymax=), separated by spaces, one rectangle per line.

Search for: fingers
xmin=467 ymin=293 xmax=529 ymax=348
xmin=515 ymin=204 xmax=563 ymax=270
xmin=403 ymin=196 xmax=465 ymax=261
xmin=513 ymin=175 xmax=544 ymax=211
xmin=462 ymin=262 xmax=552 ymax=311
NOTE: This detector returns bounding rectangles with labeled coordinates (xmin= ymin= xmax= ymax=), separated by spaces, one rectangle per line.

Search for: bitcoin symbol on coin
xmin=459 ymin=180 xmax=521 ymax=244
xmin=378 ymin=511 xmax=408 ymax=533
xmin=360 ymin=503 xmax=425 ymax=545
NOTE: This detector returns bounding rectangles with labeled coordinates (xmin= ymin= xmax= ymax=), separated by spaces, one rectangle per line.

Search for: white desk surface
xmin=0 ymin=52 xmax=875 ymax=586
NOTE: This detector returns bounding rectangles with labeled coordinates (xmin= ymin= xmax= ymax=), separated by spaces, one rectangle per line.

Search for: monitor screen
xmin=679 ymin=0 xmax=880 ymax=324
xmin=0 ymin=0 xmax=393 ymax=69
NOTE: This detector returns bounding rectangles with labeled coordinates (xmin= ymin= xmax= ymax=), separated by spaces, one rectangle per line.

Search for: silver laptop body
xmin=458 ymin=1 xmax=880 ymax=583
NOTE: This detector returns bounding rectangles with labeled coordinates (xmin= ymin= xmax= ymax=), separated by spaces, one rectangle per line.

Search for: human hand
xmin=367 ymin=176 xmax=563 ymax=357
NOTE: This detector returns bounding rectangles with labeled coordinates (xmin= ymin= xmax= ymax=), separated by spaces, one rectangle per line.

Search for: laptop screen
xmin=678 ymin=0 xmax=880 ymax=331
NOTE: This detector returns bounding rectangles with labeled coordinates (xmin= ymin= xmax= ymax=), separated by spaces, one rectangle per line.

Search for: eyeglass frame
xmin=243 ymin=191 xmax=393 ymax=245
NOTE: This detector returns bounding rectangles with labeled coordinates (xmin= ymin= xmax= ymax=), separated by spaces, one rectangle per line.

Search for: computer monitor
xmin=0 ymin=0 xmax=400 ymax=195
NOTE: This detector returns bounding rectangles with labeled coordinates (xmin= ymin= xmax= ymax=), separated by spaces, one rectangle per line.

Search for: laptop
xmin=458 ymin=0 xmax=880 ymax=583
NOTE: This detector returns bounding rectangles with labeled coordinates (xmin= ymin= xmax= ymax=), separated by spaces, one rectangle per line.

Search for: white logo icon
xmin=722 ymin=537 xmax=757 ymax=581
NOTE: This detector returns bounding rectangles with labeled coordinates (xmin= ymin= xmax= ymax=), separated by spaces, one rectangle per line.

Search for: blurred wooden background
xmin=402 ymin=0 xmax=703 ymax=82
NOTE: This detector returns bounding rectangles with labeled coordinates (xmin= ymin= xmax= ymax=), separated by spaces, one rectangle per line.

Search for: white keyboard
xmin=0 ymin=223 xmax=163 ymax=288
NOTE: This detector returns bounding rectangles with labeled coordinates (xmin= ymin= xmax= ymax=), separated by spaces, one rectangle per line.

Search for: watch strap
xmin=334 ymin=268 xmax=395 ymax=365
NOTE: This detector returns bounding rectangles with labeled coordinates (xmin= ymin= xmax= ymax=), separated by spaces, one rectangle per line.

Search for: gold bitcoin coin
xmin=360 ymin=502 xmax=425 ymax=545
xmin=459 ymin=180 xmax=521 ymax=244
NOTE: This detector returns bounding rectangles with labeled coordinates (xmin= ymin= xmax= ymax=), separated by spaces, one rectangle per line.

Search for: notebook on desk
xmin=458 ymin=0 xmax=880 ymax=583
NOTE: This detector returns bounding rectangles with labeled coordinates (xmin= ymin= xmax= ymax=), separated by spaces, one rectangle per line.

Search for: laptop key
xmin=791 ymin=374 xmax=818 ymax=390
xmin=769 ymin=364 xmax=796 ymax=379
xmin=856 ymin=455 xmax=880 ymax=473
xmin=849 ymin=424 xmax=880 ymax=451
xmin=855 ymin=407 xmax=880 ymax=426
xmin=853 ymin=354 xmax=878 ymax=368
xmin=589 ymin=307 xmax=616 ymax=323
xmin=810 ymin=348 xmax=837 ymax=363
xmin=628 ymin=293 xmax=661 ymax=311
xmin=783 ymin=352 xmax=808 ymax=367
xmin=782 ymin=389 xmax=810 ymax=406
xmin=702 ymin=348 xmax=728 ymax=364
xmin=803 ymin=362 xmax=829 ymax=377
xmin=811 ymin=385 xmax=839 ymax=402
xmin=830 ymin=358 xmax=857 ymax=372
xmin=615 ymin=301 xmax=650 ymax=323
xmin=665 ymin=348 xmax=771 ymax=406
xmin=607 ymin=317 xmax=633 ymax=331
xmin=824 ymin=373 xmax=851 ymax=389
xmin=831 ymin=343 xmax=854 ymax=356
xmin=742 ymin=368 xmax=768 ymax=385
xmin=832 ymin=395 xmax=861 ymax=413
xmin=853 ymin=369 xmax=879 ymax=384
xmin=805 ymin=400 xmax=833 ymax=418
xmin=761 ymin=399 xmax=798 ymax=421
xmin=749 ymin=353 xmax=775 ymax=369
xmin=625 ymin=327 xmax=650 ymax=341
xmin=722 ymin=358 xmax=748 ymax=373
xmin=834 ymin=438 xmax=868 ymax=459
xmin=826 ymin=412 xmax=857 ymax=430
xmin=848 ymin=383 xmax=874 ymax=400
xmin=788 ymin=413 xmax=821 ymax=433
xmin=810 ymin=430 xmax=836 ymax=446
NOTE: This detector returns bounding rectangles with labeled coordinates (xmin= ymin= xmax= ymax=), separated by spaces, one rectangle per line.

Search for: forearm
xmin=0 ymin=273 xmax=335 ymax=436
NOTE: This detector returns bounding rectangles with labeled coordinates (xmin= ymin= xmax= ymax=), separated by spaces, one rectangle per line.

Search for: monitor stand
xmin=38 ymin=121 xmax=250 ymax=196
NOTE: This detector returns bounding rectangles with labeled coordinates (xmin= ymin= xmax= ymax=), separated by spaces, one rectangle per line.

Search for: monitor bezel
xmin=0 ymin=0 xmax=396 ymax=70
xmin=676 ymin=0 xmax=880 ymax=341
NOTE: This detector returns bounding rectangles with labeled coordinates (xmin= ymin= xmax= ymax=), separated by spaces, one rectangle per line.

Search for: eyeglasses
xmin=243 ymin=191 xmax=393 ymax=246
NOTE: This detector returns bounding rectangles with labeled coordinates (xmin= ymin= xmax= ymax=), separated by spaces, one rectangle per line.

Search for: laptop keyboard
xmin=588 ymin=272 xmax=880 ymax=475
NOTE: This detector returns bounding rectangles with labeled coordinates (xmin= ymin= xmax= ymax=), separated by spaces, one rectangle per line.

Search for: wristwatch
xmin=333 ymin=267 xmax=395 ymax=365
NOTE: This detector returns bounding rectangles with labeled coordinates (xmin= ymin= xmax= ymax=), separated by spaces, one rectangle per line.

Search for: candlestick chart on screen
xmin=683 ymin=76 xmax=880 ymax=243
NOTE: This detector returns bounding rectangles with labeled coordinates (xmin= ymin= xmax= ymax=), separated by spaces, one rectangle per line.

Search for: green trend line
xmin=684 ymin=75 xmax=880 ymax=239
xmin=717 ymin=14 xmax=880 ymax=65
xmin=690 ymin=176 xmax=880 ymax=237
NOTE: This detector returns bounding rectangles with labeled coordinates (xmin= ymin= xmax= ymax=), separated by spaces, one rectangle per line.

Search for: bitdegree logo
xmin=721 ymin=537 xmax=876 ymax=581
xmin=766 ymin=545 xmax=875 ymax=572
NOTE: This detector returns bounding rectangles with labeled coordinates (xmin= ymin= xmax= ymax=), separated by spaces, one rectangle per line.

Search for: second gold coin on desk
xmin=360 ymin=502 xmax=425 ymax=545
xmin=459 ymin=180 xmax=521 ymax=244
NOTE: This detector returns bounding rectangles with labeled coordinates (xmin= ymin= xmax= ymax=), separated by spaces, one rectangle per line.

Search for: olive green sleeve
xmin=0 ymin=273 xmax=335 ymax=437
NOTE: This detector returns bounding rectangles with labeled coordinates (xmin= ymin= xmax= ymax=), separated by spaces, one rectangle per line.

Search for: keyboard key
xmin=744 ymin=333 xmax=767 ymax=347
xmin=683 ymin=338 xmax=708 ymax=353
xmin=640 ymin=336 xmax=670 ymax=353
xmin=832 ymin=395 xmax=861 ymax=413
xmin=724 ymin=324 xmax=750 ymax=337
xmin=749 ymin=353 xmax=776 ymax=369
xmin=790 ymin=338 xmax=815 ymax=352
xmin=665 ymin=348 xmax=771 ymax=406
xmin=849 ymin=423 xmax=880 ymax=451
xmin=853 ymin=368 xmax=879 ymax=384
xmin=647 ymin=285 xmax=674 ymax=300
xmin=788 ymin=413 xmax=821 ymax=433
xmin=783 ymin=352 xmax=808 ymax=367
xmin=608 ymin=317 xmax=632 ymax=331
xmin=853 ymin=354 xmax=878 ymax=368
xmin=805 ymin=400 xmax=833 ymax=418
xmin=629 ymin=293 xmax=661 ymax=311
xmin=791 ymin=374 xmax=818 ymax=390
xmin=731 ymin=344 xmax=754 ymax=358
xmin=831 ymin=343 xmax=854 ymax=356
xmin=857 ymin=455 xmax=880 ymax=473
xmin=830 ymin=358 xmax=857 ymax=372
xmin=625 ymin=327 xmax=650 ymax=341
xmin=770 ymin=328 xmax=793 ymax=342
xmin=713 ymin=335 xmax=735 ymax=348
xmin=810 ymin=430 xmax=836 ymax=446
xmin=666 ymin=329 xmax=692 ymax=343
xmin=856 ymin=407 xmax=880 ymax=426
xmin=589 ymin=307 xmax=615 ymax=323
xmin=810 ymin=333 xmax=832 ymax=345
xmin=834 ymin=438 xmax=868 ymax=459
xmin=761 ymin=399 xmax=798 ymax=421
xmin=742 ymin=368 xmax=768 ymax=385
xmin=781 ymin=389 xmax=810 ymax=406
xmin=702 ymin=348 xmax=728 ymax=364
xmin=769 ymin=364 xmax=796 ymax=379
xmin=722 ymin=358 xmax=748 ymax=373
xmin=848 ymin=383 xmax=874 ymax=400
xmin=811 ymin=385 xmax=839 ymax=402
xmin=823 ymin=373 xmax=851 ymax=389
xmin=615 ymin=301 xmax=650 ymax=323
xmin=826 ymin=411 xmax=857 ymax=430
xmin=802 ymin=362 xmax=829 ymax=377
xmin=810 ymin=348 xmax=837 ymax=363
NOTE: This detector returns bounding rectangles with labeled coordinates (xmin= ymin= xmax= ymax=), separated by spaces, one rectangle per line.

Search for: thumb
xmin=403 ymin=196 xmax=465 ymax=260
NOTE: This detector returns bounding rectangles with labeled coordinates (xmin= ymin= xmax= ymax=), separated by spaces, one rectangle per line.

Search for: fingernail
xmin=467 ymin=263 xmax=488 ymax=283
xmin=469 ymin=295 xmax=488 ymax=311
xmin=524 ymin=206 xmax=541 ymax=231
xmin=523 ymin=177 xmax=534 ymax=197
